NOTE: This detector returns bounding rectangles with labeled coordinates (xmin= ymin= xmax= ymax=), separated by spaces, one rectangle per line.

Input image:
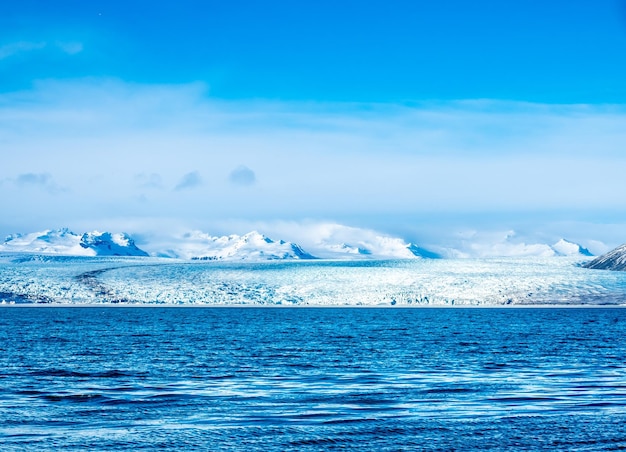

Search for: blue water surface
xmin=1 ymin=307 xmax=626 ymax=450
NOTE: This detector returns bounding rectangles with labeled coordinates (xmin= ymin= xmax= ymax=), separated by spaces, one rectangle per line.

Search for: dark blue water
xmin=1 ymin=307 xmax=626 ymax=451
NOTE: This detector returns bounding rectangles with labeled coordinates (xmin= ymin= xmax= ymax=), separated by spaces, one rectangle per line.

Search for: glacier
xmin=1 ymin=254 xmax=625 ymax=306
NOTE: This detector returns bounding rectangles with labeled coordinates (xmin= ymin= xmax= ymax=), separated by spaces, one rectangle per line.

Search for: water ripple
xmin=2 ymin=307 xmax=626 ymax=450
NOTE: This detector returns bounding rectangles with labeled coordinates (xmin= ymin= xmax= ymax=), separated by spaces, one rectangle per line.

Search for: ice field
xmin=1 ymin=254 xmax=626 ymax=306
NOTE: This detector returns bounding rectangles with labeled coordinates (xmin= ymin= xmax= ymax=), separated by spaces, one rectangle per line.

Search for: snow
xmin=3 ymin=226 xmax=426 ymax=261
xmin=0 ymin=229 xmax=148 ymax=257
xmin=551 ymin=239 xmax=593 ymax=257
xmin=1 ymin=255 xmax=622 ymax=306
xmin=584 ymin=243 xmax=626 ymax=271
xmin=153 ymin=224 xmax=428 ymax=261
xmin=0 ymin=229 xmax=95 ymax=256
xmin=80 ymin=231 xmax=148 ymax=256
xmin=289 ymin=223 xmax=426 ymax=259
xmin=436 ymin=230 xmax=594 ymax=259
xmin=1 ymin=226 xmax=596 ymax=262
xmin=159 ymin=230 xmax=315 ymax=260
xmin=325 ymin=243 xmax=371 ymax=255
xmin=111 ymin=233 xmax=131 ymax=247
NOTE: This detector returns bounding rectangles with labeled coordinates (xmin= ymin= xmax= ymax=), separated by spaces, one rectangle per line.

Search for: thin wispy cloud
xmin=56 ymin=41 xmax=83 ymax=55
xmin=1 ymin=80 xmax=626 ymax=246
xmin=229 ymin=165 xmax=256 ymax=187
xmin=134 ymin=173 xmax=163 ymax=189
xmin=14 ymin=172 xmax=65 ymax=194
xmin=0 ymin=41 xmax=46 ymax=59
xmin=0 ymin=40 xmax=83 ymax=61
xmin=174 ymin=171 xmax=202 ymax=191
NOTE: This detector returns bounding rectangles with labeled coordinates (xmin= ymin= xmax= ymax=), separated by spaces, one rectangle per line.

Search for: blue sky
xmin=3 ymin=1 xmax=626 ymax=102
xmin=2 ymin=1 xmax=626 ymax=252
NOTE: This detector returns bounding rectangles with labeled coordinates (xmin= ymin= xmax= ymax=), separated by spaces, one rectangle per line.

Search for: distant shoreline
xmin=2 ymin=303 xmax=625 ymax=309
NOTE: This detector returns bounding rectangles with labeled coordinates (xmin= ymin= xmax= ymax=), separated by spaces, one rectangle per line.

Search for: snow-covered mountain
xmin=79 ymin=231 xmax=149 ymax=256
xmin=0 ymin=226 xmax=432 ymax=261
xmin=0 ymin=227 xmax=595 ymax=262
xmin=290 ymin=223 xmax=436 ymax=259
xmin=550 ymin=239 xmax=593 ymax=257
xmin=583 ymin=243 xmax=626 ymax=271
xmin=315 ymin=236 xmax=589 ymax=260
xmin=158 ymin=231 xmax=316 ymax=260
xmin=318 ymin=239 xmax=438 ymax=259
xmin=152 ymin=226 xmax=440 ymax=261
xmin=0 ymin=228 xmax=148 ymax=257
xmin=312 ymin=235 xmax=424 ymax=260
xmin=406 ymin=243 xmax=442 ymax=259
xmin=437 ymin=231 xmax=595 ymax=259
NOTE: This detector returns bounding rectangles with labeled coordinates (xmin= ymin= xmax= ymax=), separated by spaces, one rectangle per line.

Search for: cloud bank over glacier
xmin=1 ymin=79 xmax=626 ymax=247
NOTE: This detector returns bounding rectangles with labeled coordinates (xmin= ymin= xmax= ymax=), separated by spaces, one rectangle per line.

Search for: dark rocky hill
xmin=583 ymin=244 xmax=626 ymax=271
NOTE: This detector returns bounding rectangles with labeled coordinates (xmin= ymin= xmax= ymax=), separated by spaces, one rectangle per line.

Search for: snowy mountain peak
xmin=406 ymin=243 xmax=441 ymax=259
xmin=163 ymin=230 xmax=316 ymax=261
xmin=313 ymin=236 xmax=428 ymax=259
xmin=551 ymin=239 xmax=593 ymax=257
xmin=240 ymin=231 xmax=273 ymax=244
xmin=6 ymin=228 xmax=74 ymax=243
xmin=325 ymin=243 xmax=372 ymax=255
xmin=1 ymin=229 xmax=148 ymax=256
xmin=80 ymin=231 xmax=148 ymax=256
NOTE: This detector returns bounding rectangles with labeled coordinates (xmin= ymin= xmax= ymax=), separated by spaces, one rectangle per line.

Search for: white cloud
xmin=0 ymin=40 xmax=84 ymax=60
xmin=14 ymin=172 xmax=66 ymax=194
xmin=174 ymin=171 xmax=202 ymax=191
xmin=56 ymin=41 xmax=83 ymax=55
xmin=16 ymin=173 xmax=52 ymax=186
xmin=0 ymin=41 xmax=46 ymax=59
xmin=134 ymin=172 xmax=163 ymax=189
xmin=1 ymin=79 xmax=625 ymax=245
xmin=428 ymin=229 xmax=596 ymax=258
xmin=229 ymin=165 xmax=256 ymax=186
